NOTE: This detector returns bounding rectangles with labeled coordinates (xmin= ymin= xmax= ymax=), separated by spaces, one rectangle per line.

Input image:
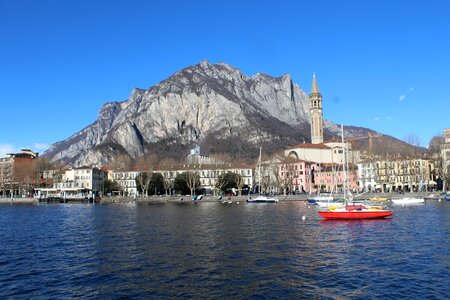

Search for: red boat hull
xmin=318 ymin=210 xmax=393 ymax=219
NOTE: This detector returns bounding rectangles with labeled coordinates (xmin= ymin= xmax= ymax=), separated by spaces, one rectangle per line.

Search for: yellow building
xmin=358 ymin=156 xmax=434 ymax=192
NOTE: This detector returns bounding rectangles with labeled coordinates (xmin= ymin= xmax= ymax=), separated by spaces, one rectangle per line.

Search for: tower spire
xmin=311 ymin=72 xmax=320 ymax=94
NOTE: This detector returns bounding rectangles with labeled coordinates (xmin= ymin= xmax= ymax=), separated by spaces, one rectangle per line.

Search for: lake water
xmin=0 ymin=200 xmax=449 ymax=299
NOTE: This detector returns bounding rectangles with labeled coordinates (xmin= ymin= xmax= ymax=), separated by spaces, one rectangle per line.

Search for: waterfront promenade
xmin=0 ymin=191 xmax=441 ymax=204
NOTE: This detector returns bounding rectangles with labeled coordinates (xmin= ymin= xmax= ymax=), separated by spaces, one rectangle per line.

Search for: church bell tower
xmin=309 ymin=73 xmax=324 ymax=144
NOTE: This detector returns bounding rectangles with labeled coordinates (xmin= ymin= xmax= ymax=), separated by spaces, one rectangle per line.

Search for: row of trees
xmin=105 ymin=170 xmax=249 ymax=197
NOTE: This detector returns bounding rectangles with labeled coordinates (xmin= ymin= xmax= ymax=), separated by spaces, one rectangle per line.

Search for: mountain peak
xmin=199 ymin=59 xmax=212 ymax=68
xmin=43 ymin=62 xmax=315 ymax=166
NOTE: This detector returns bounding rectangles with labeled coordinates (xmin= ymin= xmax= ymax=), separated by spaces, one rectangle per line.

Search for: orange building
xmin=0 ymin=149 xmax=38 ymax=197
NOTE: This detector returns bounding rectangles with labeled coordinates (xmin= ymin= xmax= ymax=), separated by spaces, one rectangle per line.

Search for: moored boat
xmin=391 ymin=197 xmax=425 ymax=205
xmin=316 ymin=197 xmax=345 ymax=208
xmin=317 ymin=125 xmax=392 ymax=220
xmin=247 ymin=196 xmax=279 ymax=203
xmin=318 ymin=204 xmax=393 ymax=219
xmin=307 ymin=195 xmax=333 ymax=205
xmin=370 ymin=197 xmax=388 ymax=202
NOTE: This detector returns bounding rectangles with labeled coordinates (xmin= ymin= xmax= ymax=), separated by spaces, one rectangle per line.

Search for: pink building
xmin=278 ymin=159 xmax=358 ymax=194
xmin=313 ymin=163 xmax=359 ymax=193
xmin=278 ymin=158 xmax=315 ymax=194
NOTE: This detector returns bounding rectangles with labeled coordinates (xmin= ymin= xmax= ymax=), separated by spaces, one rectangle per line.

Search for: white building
xmin=284 ymin=139 xmax=359 ymax=165
xmin=110 ymin=170 xmax=139 ymax=196
xmin=36 ymin=166 xmax=106 ymax=199
xmin=158 ymin=163 xmax=254 ymax=194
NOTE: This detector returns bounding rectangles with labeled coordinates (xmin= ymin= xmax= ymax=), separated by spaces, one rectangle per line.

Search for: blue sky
xmin=1 ymin=0 xmax=449 ymax=157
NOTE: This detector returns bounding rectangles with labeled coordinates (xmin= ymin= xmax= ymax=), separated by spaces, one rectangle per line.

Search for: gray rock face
xmin=44 ymin=61 xmax=352 ymax=166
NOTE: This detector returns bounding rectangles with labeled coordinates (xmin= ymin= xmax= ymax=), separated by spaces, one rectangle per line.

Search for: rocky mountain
xmin=43 ymin=60 xmax=423 ymax=166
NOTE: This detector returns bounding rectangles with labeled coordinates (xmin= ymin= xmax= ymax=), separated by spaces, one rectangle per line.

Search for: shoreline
xmin=0 ymin=191 xmax=442 ymax=205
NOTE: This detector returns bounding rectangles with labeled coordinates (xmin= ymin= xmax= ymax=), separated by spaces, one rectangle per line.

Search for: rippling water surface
xmin=0 ymin=201 xmax=449 ymax=299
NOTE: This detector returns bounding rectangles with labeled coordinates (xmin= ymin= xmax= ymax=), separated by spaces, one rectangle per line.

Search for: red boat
xmin=318 ymin=204 xmax=393 ymax=220
xmin=318 ymin=125 xmax=393 ymax=220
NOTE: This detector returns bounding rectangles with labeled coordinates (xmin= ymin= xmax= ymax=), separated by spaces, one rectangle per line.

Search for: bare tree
xmin=163 ymin=177 xmax=174 ymax=196
xmin=271 ymin=163 xmax=282 ymax=194
xmin=34 ymin=157 xmax=51 ymax=187
xmin=214 ymin=170 xmax=227 ymax=196
xmin=279 ymin=163 xmax=292 ymax=195
xmin=403 ymin=134 xmax=421 ymax=158
xmin=0 ymin=163 xmax=12 ymax=197
xmin=185 ymin=171 xmax=201 ymax=196
xmin=232 ymin=172 xmax=245 ymax=196
xmin=136 ymin=167 xmax=153 ymax=197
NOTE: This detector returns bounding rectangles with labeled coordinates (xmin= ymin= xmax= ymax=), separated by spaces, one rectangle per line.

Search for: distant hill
xmin=43 ymin=61 xmax=426 ymax=166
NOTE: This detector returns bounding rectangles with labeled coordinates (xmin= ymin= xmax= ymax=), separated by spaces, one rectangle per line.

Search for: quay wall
xmin=0 ymin=197 xmax=38 ymax=204
xmin=99 ymin=191 xmax=436 ymax=204
xmin=1 ymin=192 xmax=440 ymax=205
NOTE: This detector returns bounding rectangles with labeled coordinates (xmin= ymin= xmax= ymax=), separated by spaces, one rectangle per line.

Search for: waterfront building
xmin=358 ymin=156 xmax=434 ymax=192
xmin=278 ymin=157 xmax=314 ymax=194
xmin=0 ymin=149 xmax=38 ymax=197
xmin=110 ymin=169 xmax=140 ymax=196
xmin=36 ymin=166 xmax=106 ymax=199
xmin=59 ymin=166 xmax=105 ymax=192
xmin=156 ymin=163 xmax=255 ymax=195
xmin=108 ymin=162 xmax=256 ymax=196
xmin=278 ymin=158 xmax=358 ymax=194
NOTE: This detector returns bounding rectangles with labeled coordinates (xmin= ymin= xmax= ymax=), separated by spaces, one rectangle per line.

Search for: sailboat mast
xmin=341 ymin=124 xmax=347 ymax=199
xmin=259 ymin=147 xmax=262 ymax=195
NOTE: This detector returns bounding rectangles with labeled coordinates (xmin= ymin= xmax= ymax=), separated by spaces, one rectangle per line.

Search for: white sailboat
xmin=247 ymin=147 xmax=279 ymax=203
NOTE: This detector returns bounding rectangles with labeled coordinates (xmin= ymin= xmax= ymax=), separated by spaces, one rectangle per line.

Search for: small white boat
xmin=307 ymin=195 xmax=333 ymax=205
xmin=391 ymin=197 xmax=425 ymax=205
xmin=308 ymin=196 xmax=346 ymax=208
xmin=247 ymin=195 xmax=279 ymax=203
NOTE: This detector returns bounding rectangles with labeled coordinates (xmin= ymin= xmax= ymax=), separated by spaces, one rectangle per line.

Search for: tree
xmin=103 ymin=179 xmax=122 ymax=195
xmin=280 ymin=165 xmax=292 ymax=195
xmin=135 ymin=169 xmax=153 ymax=197
xmin=272 ymin=163 xmax=282 ymax=195
xmin=233 ymin=172 xmax=245 ymax=196
xmin=149 ymin=173 xmax=164 ymax=195
xmin=0 ymin=163 xmax=12 ymax=197
xmin=163 ymin=177 xmax=174 ymax=196
xmin=216 ymin=172 xmax=240 ymax=195
xmin=34 ymin=157 xmax=51 ymax=187
xmin=213 ymin=170 xmax=227 ymax=195
xmin=403 ymin=134 xmax=421 ymax=158
xmin=185 ymin=171 xmax=201 ymax=196
xmin=174 ymin=172 xmax=190 ymax=195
